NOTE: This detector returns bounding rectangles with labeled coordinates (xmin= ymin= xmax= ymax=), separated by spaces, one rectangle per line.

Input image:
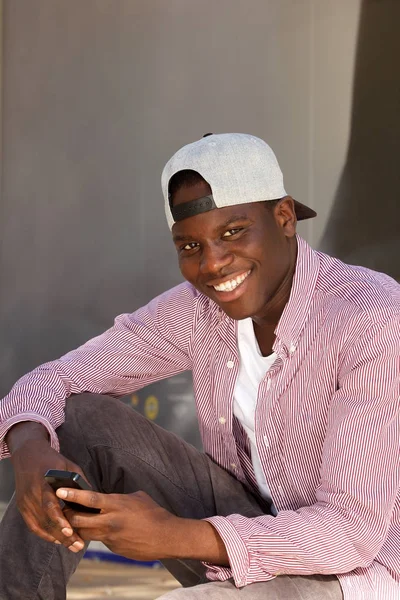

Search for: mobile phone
xmin=44 ymin=469 xmax=101 ymax=513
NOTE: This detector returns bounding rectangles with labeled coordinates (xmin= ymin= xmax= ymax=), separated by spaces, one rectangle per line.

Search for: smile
xmin=212 ymin=270 xmax=251 ymax=292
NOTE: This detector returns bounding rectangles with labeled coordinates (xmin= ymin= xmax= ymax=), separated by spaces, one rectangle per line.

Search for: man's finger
xmin=23 ymin=511 xmax=74 ymax=547
xmin=24 ymin=515 xmax=58 ymax=544
xmin=42 ymin=504 xmax=67 ymax=530
xmin=56 ymin=487 xmax=104 ymax=510
xmin=75 ymin=527 xmax=103 ymax=542
xmin=23 ymin=499 xmax=85 ymax=550
xmin=43 ymin=489 xmax=72 ymax=521
xmin=41 ymin=518 xmax=84 ymax=548
xmin=41 ymin=494 xmax=87 ymax=549
xmin=68 ymin=512 xmax=104 ymax=530
xmin=42 ymin=491 xmax=79 ymax=537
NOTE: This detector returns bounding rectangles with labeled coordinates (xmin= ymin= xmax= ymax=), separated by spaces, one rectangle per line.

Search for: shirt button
xmin=226 ymin=360 xmax=234 ymax=369
xmin=231 ymin=463 xmax=237 ymax=470
xmin=263 ymin=436 xmax=270 ymax=448
xmin=266 ymin=379 xmax=271 ymax=391
xmin=278 ymin=485 xmax=284 ymax=494
xmin=289 ymin=344 xmax=296 ymax=354
xmin=219 ymin=416 xmax=227 ymax=425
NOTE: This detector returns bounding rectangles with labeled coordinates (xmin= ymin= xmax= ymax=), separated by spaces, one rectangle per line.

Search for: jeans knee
xmin=64 ymin=393 xmax=128 ymax=425
xmin=58 ymin=393 xmax=131 ymax=448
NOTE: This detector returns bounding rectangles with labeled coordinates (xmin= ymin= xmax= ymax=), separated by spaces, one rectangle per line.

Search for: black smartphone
xmin=44 ymin=469 xmax=101 ymax=513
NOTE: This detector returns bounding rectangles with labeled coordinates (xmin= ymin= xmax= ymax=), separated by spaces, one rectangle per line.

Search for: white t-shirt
xmin=233 ymin=317 xmax=277 ymax=515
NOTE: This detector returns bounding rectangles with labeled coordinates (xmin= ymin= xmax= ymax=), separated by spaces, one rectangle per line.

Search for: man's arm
xmin=0 ymin=284 xmax=197 ymax=552
xmin=5 ymin=421 xmax=49 ymax=452
xmin=0 ymin=283 xmax=196 ymax=459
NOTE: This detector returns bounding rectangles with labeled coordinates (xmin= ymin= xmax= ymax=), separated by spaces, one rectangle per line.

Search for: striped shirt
xmin=0 ymin=236 xmax=399 ymax=599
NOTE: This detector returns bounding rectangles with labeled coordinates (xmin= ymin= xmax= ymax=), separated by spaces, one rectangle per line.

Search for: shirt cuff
xmin=0 ymin=414 xmax=60 ymax=459
xmin=203 ymin=515 xmax=251 ymax=587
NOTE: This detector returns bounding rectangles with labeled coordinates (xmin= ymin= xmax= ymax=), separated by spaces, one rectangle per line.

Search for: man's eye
xmin=223 ymin=228 xmax=241 ymax=238
xmin=182 ymin=242 xmax=199 ymax=251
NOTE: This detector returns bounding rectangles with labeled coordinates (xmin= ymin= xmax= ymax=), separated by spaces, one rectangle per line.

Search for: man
xmin=0 ymin=133 xmax=399 ymax=600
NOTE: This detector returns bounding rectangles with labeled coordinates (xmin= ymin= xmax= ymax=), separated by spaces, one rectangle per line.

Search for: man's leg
xmin=0 ymin=493 xmax=82 ymax=600
xmin=156 ymin=576 xmax=343 ymax=600
xmin=0 ymin=393 xmax=265 ymax=599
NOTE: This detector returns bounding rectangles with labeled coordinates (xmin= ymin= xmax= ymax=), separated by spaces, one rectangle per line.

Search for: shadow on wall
xmin=319 ymin=0 xmax=400 ymax=280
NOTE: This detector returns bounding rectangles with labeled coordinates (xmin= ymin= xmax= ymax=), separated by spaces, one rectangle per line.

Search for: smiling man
xmin=0 ymin=134 xmax=399 ymax=600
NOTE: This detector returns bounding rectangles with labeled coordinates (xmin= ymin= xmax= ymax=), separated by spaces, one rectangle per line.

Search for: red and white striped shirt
xmin=1 ymin=236 xmax=399 ymax=599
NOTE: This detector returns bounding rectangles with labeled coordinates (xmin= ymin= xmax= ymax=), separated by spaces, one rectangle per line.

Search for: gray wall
xmin=0 ymin=0 xmax=362 ymax=391
xmin=1 ymin=0 xmax=399 ymax=499
xmin=320 ymin=0 xmax=400 ymax=277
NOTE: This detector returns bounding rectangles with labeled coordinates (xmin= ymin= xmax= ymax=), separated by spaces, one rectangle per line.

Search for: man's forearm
xmin=5 ymin=421 xmax=49 ymax=454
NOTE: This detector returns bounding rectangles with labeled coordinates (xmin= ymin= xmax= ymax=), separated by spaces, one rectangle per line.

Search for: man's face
xmin=171 ymin=180 xmax=297 ymax=321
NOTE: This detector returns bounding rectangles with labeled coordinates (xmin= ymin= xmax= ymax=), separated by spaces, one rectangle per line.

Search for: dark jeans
xmin=0 ymin=394 xmax=342 ymax=599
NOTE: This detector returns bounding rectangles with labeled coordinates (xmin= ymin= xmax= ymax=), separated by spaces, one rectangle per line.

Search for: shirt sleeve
xmin=0 ymin=283 xmax=197 ymax=458
xmin=204 ymin=316 xmax=400 ymax=587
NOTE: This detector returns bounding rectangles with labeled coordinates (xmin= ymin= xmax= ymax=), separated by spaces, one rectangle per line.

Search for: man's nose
xmin=199 ymin=243 xmax=234 ymax=276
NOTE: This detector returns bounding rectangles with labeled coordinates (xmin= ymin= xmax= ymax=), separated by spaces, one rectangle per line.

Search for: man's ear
xmin=274 ymin=196 xmax=297 ymax=238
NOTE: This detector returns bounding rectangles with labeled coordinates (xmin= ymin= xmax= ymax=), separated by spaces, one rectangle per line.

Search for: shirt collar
xmin=273 ymin=235 xmax=320 ymax=355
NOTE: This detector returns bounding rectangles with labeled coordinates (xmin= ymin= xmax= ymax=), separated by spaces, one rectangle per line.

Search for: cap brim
xmin=293 ymin=199 xmax=317 ymax=221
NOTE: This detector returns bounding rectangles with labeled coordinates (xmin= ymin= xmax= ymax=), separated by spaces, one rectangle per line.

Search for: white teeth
xmin=213 ymin=271 xmax=250 ymax=292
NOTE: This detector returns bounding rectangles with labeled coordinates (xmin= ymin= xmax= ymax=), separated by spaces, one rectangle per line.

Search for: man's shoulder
xmin=314 ymin=250 xmax=400 ymax=326
xmin=149 ymin=282 xmax=218 ymax=319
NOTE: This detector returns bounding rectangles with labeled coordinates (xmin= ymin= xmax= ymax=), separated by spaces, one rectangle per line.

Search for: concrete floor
xmin=68 ymin=560 xmax=179 ymax=599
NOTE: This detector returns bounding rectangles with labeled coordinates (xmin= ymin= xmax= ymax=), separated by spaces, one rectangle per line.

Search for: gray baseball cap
xmin=162 ymin=133 xmax=316 ymax=229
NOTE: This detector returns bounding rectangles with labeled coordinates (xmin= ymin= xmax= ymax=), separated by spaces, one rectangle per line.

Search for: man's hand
xmin=8 ymin=423 xmax=86 ymax=552
xmin=59 ymin=488 xmax=179 ymax=560
xmin=58 ymin=488 xmax=229 ymax=565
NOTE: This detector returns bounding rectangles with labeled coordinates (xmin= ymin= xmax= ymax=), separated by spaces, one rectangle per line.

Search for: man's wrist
xmin=165 ymin=517 xmax=229 ymax=566
xmin=6 ymin=421 xmax=49 ymax=455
